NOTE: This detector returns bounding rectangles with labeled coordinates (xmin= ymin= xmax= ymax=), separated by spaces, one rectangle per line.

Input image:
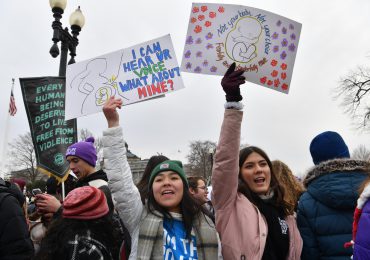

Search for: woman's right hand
xmin=103 ymin=96 xmax=123 ymax=128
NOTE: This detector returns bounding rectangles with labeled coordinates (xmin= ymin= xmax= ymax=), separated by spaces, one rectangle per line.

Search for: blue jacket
xmin=297 ymin=159 xmax=369 ymax=260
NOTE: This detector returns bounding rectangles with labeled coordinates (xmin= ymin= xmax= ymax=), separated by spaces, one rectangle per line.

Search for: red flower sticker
xmin=281 ymin=83 xmax=289 ymax=90
xmin=274 ymin=79 xmax=280 ymax=88
xmin=194 ymin=25 xmax=202 ymax=33
xmin=209 ymin=12 xmax=216 ymax=18
xmin=192 ymin=7 xmax=199 ymax=13
xmin=205 ymin=21 xmax=212 ymax=27
xmin=198 ymin=14 xmax=205 ymax=21
xmin=281 ymin=63 xmax=287 ymax=70
xmin=267 ymin=80 xmax=273 ymax=86
xmin=271 ymin=70 xmax=278 ymax=77
xmin=190 ymin=17 xmax=197 ymax=24
xmin=281 ymin=72 xmax=287 ymax=80
xmin=260 ymin=77 xmax=267 ymax=84
xmin=271 ymin=59 xmax=278 ymax=67
xmin=201 ymin=6 xmax=208 ymax=12
xmin=218 ymin=6 xmax=225 ymax=13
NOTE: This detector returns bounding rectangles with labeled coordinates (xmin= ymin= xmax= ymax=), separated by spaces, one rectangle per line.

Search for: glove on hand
xmin=221 ymin=62 xmax=245 ymax=102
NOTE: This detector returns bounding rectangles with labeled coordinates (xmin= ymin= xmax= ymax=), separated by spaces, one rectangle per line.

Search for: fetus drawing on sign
xmin=225 ymin=17 xmax=262 ymax=63
xmin=70 ymin=58 xmax=118 ymax=115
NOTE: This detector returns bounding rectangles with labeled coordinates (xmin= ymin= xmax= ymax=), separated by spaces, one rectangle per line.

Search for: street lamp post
xmin=49 ymin=0 xmax=85 ymax=77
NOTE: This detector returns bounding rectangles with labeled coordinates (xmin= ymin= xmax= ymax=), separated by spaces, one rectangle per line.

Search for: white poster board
xmin=181 ymin=3 xmax=301 ymax=93
xmin=65 ymin=34 xmax=184 ymax=120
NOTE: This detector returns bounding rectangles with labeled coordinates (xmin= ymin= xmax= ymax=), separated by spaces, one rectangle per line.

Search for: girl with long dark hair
xmin=136 ymin=155 xmax=169 ymax=204
xmin=101 ymin=97 xmax=219 ymax=259
xmin=211 ymin=63 xmax=302 ymax=259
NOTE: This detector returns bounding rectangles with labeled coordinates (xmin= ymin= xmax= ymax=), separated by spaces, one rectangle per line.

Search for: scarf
xmin=254 ymin=192 xmax=290 ymax=260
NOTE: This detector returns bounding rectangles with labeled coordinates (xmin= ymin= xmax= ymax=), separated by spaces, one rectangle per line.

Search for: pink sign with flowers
xmin=181 ymin=3 xmax=302 ymax=93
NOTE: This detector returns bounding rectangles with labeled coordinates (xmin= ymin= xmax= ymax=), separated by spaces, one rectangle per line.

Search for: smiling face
xmin=240 ymin=152 xmax=271 ymax=195
xmin=66 ymin=156 xmax=95 ymax=180
xmin=152 ymin=171 xmax=184 ymax=213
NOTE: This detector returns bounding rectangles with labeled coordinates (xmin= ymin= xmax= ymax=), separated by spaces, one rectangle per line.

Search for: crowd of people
xmin=1 ymin=64 xmax=370 ymax=259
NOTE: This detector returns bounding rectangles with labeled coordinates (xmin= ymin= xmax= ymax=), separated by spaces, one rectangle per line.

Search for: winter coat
xmin=102 ymin=126 xmax=220 ymax=260
xmin=353 ymin=183 xmax=370 ymax=259
xmin=75 ymin=169 xmax=131 ymax=259
xmin=137 ymin=210 xmax=219 ymax=259
xmin=0 ymin=179 xmax=34 ymax=260
xmin=212 ymin=109 xmax=302 ymax=260
xmin=297 ymin=159 xmax=369 ymax=260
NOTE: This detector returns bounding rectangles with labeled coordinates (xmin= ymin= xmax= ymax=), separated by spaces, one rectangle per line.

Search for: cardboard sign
xmin=65 ymin=34 xmax=184 ymax=120
xmin=181 ymin=3 xmax=302 ymax=93
xmin=20 ymin=77 xmax=77 ymax=180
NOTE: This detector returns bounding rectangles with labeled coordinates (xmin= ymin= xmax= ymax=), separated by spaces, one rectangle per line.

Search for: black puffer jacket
xmin=0 ymin=179 xmax=34 ymax=260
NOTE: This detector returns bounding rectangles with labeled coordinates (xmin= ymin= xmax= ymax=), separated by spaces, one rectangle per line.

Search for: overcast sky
xmin=1 ymin=0 xmax=369 ymax=177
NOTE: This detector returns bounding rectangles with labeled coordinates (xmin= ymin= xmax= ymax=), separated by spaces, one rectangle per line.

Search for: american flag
xmin=9 ymin=79 xmax=17 ymax=116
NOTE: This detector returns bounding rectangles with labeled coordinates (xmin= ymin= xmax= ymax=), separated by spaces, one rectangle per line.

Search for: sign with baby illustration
xmin=65 ymin=34 xmax=184 ymax=120
xmin=181 ymin=3 xmax=302 ymax=93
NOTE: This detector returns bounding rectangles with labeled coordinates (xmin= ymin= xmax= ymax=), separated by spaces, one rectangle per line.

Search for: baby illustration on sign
xmin=225 ymin=17 xmax=262 ymax=63
xmin=70 ymin=56 xmax=126 ymax=115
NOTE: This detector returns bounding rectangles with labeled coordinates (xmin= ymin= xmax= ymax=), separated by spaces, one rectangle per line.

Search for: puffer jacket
xmin=0 ymin=179 xmax=34 ymax=260
xmin=74 ymin=169 xmax=131 ymax=259
xmin=102 ymin=126 xmax=145 ymax=260
xmin=212 ymin=109 xmax=302 ymax=260
xmin=102 ymin=126 xmax=221 ymax=260
xmin=297 ymin=159 xmax=369 ymax=260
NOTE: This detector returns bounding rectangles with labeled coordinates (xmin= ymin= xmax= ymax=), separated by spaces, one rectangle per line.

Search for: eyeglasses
xmin=197 ymin=186 xmax=208 ymax=191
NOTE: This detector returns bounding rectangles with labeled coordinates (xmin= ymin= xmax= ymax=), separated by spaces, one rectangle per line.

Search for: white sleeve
xmin=102 ymin=126 xmax=142 ymax=259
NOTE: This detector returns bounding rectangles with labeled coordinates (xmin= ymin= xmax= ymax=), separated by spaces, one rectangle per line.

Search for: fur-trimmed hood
xmin=302 ymin=159 xmax=370 ymax=210
xmin=304 ymin=159 xmax=369 ymax=187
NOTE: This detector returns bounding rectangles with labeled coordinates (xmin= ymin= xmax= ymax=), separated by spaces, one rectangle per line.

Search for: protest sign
xmin=20 ymin=77 xmax=77 ymax=180
xmin=181 ymin=3 xmax=301 ymax=93
xmin=65 ymin=34 xmax=184 ymax=120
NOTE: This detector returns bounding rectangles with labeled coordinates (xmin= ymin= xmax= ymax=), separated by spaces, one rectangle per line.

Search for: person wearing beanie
xmin=309 ymin=131 xmax=350 ymax=165
xmin=35 ymin=186 xmax=122 ymax=260
xmin=35 ymin=137 xmax=132 ymax=259
xmin=136 ymin=155 xmax=169 ymax=204
xmin=297 ymin=131 xmax=369 ymax=260
xmin=101 ymin=96 xmax=219 ymax=260
xmin=211 ymin=63 xmax=302 ymax=260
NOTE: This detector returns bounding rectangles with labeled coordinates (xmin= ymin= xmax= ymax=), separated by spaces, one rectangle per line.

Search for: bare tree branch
xmin=352 ymin=144 xmax=370 ymax=161
xmin=335 ymin=65 xmax=370 ymax=130
xmin=186 ymin=140 xmax=216 ymax=181
xmin=6 ymin=132 xmax=42 ymax=183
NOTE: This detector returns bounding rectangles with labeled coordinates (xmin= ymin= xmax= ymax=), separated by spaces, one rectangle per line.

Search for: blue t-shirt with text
xmin=163 ymin=218 xmax=198 ymax=260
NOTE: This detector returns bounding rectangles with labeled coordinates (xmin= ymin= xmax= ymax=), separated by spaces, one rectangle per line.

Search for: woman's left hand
xmin=103 ymin=96 xmax=123 ymax=128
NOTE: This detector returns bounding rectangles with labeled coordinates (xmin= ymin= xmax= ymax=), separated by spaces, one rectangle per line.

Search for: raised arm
xmin=212 ymin=63 xmax=245 ymax=211
xmin=102 ymin=97 xmax=143 ymax=242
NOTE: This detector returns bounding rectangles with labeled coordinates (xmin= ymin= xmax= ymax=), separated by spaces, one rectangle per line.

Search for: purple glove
xmin=221 ymin=62 xmax=245 ymax=102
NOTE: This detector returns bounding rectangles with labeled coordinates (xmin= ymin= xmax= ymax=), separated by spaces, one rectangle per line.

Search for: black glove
xmin=221 ymin=62 xmax=245 ymax=102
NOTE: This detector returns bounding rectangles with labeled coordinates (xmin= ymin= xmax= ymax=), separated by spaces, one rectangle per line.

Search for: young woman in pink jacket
xmin=211 ymin=63 xmax=302 ymax=260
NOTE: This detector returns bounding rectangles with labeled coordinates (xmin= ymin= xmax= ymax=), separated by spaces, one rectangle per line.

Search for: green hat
xmin=149 ymin=160 xmax=188 ymax=189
